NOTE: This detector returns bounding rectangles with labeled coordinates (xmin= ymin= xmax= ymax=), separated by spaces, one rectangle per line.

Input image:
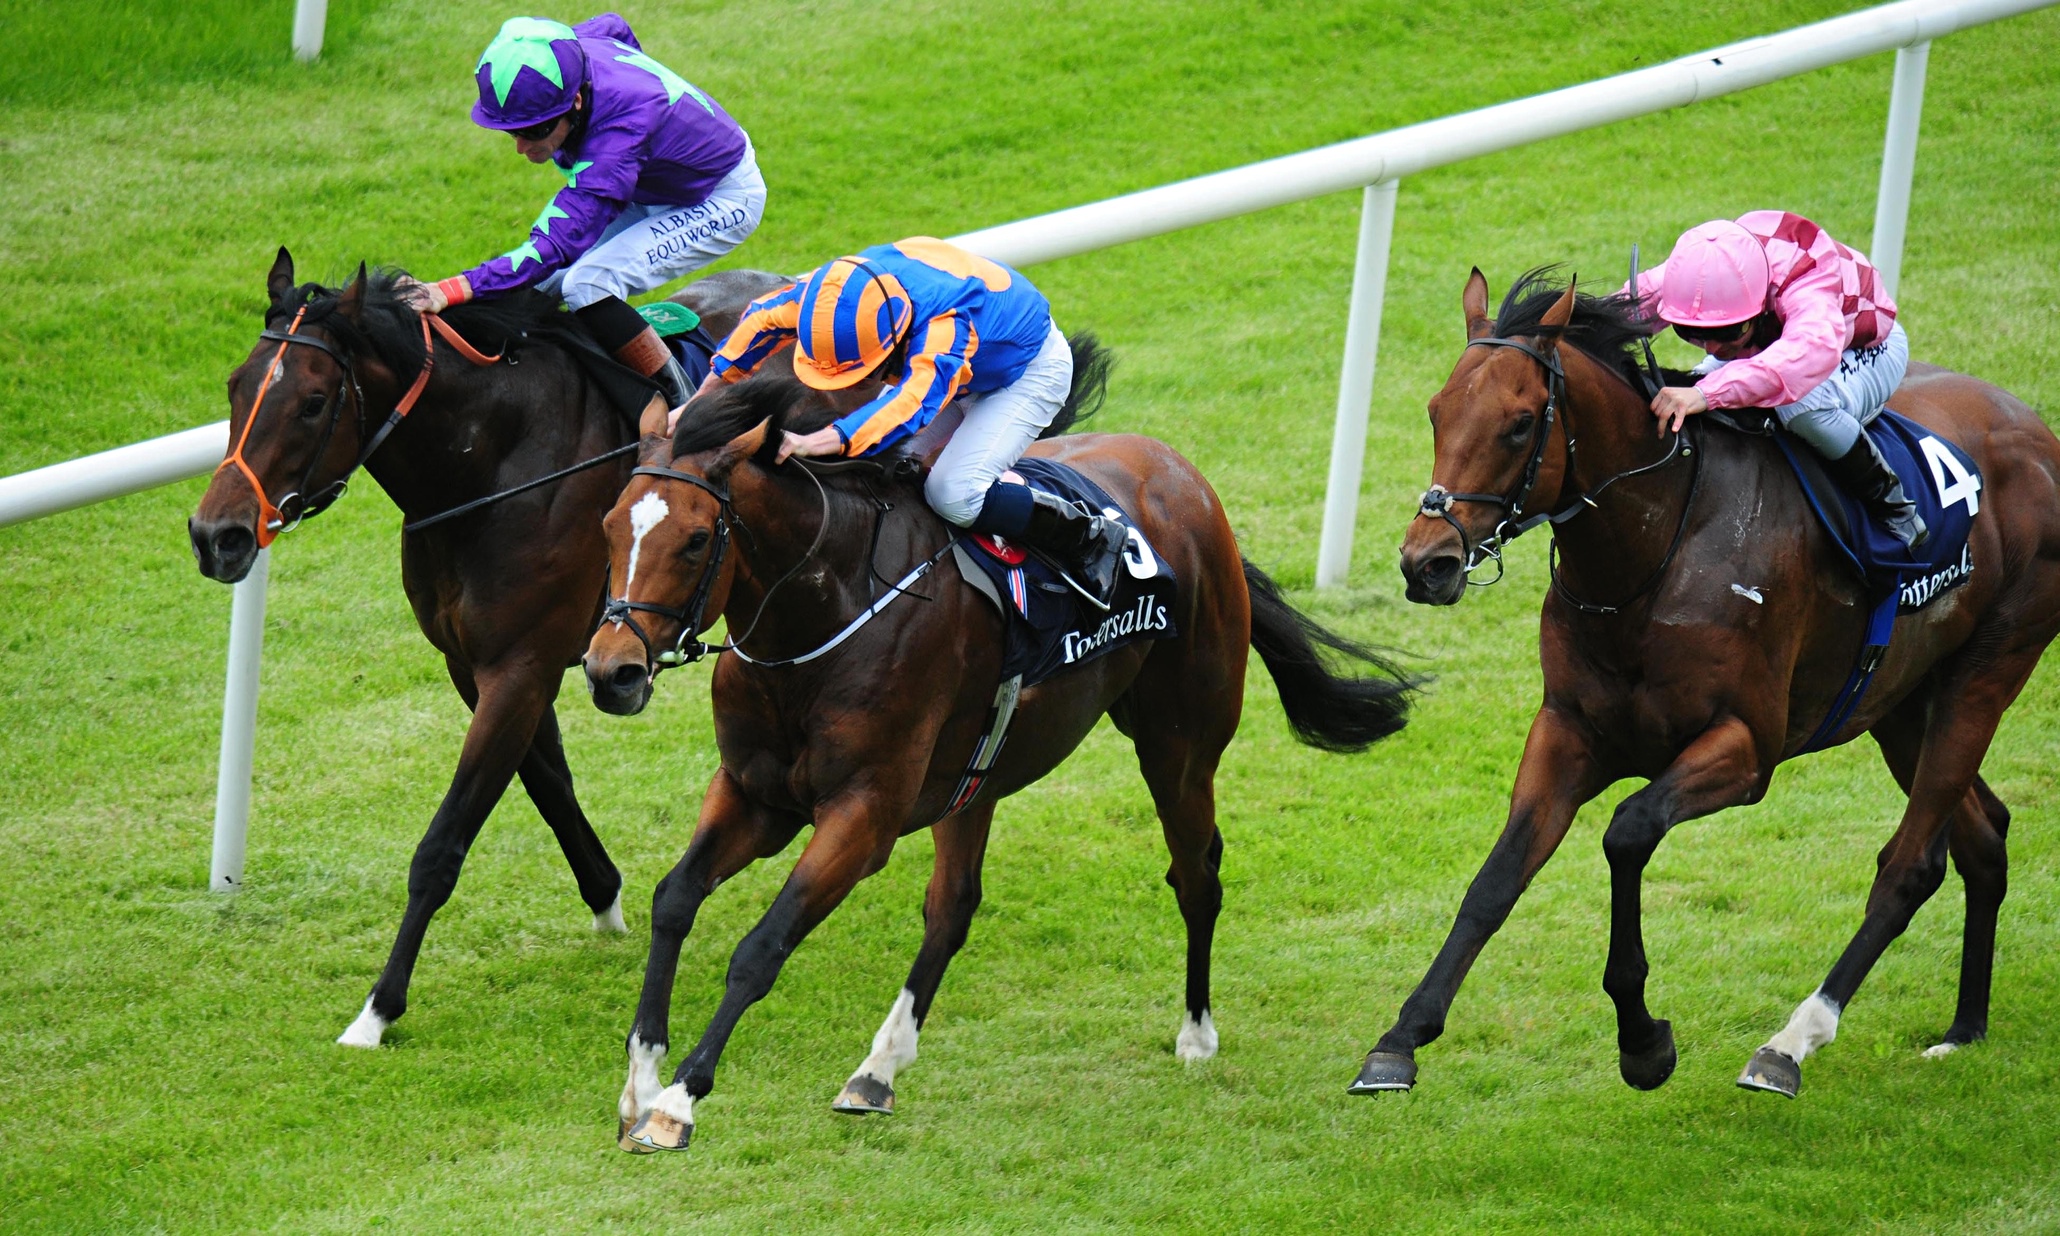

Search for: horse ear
xmin=335 ymin=262 xmax=369 ymax=323
xmin=267 ymin=247 xmax=296 ymax=308
xmin=1463 ymin=267 xmax=1492 ymax=339
xmin=708 ymin=418 xmax=771 ymax=482
xmin=1539 ymin=276 xmax=1577 ymax=331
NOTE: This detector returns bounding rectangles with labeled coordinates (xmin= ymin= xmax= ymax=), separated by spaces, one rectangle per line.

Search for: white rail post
xmin=1316 ymin=180 xmax=1399 ymax=588
xmin=1870 ymin=40 xmax=1931 ymax=299
xmin=292 ymin=0 xmax=328 ymax=62
xmin=210 ymin=548 xmax=270 ymax=892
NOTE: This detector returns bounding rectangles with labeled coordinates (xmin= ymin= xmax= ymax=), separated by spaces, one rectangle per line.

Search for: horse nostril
xmin=212 ymin=525 xmax=254 ymax=563
xmin=610 ymin=663 xmax=646 ymax=693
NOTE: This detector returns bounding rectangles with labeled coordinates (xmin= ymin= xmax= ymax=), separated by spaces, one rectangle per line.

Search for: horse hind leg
xmin=835 ymin=805 xmax=995 ymax=1116
xmin=1870 ymin=705 xmax=2009 ymax=1059
xmin=517 ymin=702 xmax=626 ymax=932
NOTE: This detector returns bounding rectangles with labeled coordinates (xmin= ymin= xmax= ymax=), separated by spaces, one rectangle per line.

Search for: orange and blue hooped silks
xmin=712 ymin=237 xmax=1053 ymax=456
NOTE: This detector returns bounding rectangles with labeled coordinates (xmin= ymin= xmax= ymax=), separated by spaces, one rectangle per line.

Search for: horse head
xmin=190 ymin=248 xmax=386 ymax=583
xmin=1400 ymin=268 xmax=1581 ymax=605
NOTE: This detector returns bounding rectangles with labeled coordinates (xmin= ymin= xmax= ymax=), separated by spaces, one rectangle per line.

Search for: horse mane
xmin=269 ymin=267 xmax=568 ymax=379
xmin=1492 ymin=265 xmax=1664 ymax=389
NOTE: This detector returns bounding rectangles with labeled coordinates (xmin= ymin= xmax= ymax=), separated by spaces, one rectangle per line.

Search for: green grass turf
xmin=4 ymin=0 xmax=2059 ymax=1230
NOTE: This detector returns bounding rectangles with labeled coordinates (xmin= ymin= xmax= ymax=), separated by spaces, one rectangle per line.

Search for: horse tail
xmin=1243 ymin=557 xmax=1419 ymax=752
xmin=1040 ymin=331 xmax=1114 ymax=438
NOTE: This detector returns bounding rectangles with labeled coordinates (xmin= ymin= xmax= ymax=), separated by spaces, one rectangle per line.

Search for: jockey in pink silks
xmin=1627 ymin=210 xmax=1925 ymax=548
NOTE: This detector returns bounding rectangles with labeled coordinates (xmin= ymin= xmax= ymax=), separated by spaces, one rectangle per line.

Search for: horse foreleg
xmin=517 ymin=702 xmax=626 ymax=932
xmin=620 ymin=768 xmax=802 ymax=1148
xmin=627 ymin=793 xmax=900 ymax=1153
xmin=1351 ymin=707 xmax=1605 ymax=1094
xmin=1741 ymin=650 xmax=2040 ymax=1099
xmin=1599 ymin=717 xmax=1762 ymax=1091
xmin=834 ymin=804 xmax=996 ymax=1116
xmin=340 ymin=663 xmax=548 ymax=1048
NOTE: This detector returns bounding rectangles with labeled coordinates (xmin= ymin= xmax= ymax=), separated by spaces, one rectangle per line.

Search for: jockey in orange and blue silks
xmin=701 ymin=236 xmax=1129 ymax=595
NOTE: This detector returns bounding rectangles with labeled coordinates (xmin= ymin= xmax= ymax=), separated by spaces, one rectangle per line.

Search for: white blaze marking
xmin=337 ymin=997 xmax=388 ymax=1049
xmin=594 ymin=894 xmax=626 ymax=934
xmin=623 ymin=491 xmax=670 ymax=596
xmin=621 ymin=1034 xmax=667 ymax=1125
xmin=1176 ymin=1010 xmax=1218 ymax=1061
xmin=1764 ymin=990 xmax=1841 ymax=1063
xmin=851 ymin=988 xmax=920 ymax=1085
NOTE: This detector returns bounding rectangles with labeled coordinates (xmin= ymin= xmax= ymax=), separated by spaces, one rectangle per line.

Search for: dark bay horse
xmin=188 ymin=249 xmax=782 ymax=1047
xmin=582 ymin=365 xmax=1416 ymax=1151
xmin=1363 ymin=268 xmax=2060 ymax=1099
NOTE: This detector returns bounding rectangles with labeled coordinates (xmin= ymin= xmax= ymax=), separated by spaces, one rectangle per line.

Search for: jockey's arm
xmin=827 ymin=312 xmax=977 ymax=456
xmin=708 ymin=284 xmax=805 ymax=383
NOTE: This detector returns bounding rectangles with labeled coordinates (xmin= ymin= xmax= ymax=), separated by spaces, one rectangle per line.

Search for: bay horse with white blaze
xmin=584 ymin=362 xmax=1417 ymax=1151
xmin=1360 ymin=268 xmax=2060 ymax=1099
xmin=188 ymin=249 xmax=782 ymax=1046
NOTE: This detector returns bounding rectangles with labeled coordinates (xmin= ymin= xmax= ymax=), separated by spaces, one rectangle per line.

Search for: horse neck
xmin=1549 ymin=348 xmax=1693 ymax=593
xmin=361 ymin=340 xmax=612 ymax=519
xmin=722 ymin=461 xmax=939 ymax=657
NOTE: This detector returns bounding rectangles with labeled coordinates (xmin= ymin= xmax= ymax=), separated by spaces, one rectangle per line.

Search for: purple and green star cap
xmin=471 ymin=17 xmax=588 ymax=130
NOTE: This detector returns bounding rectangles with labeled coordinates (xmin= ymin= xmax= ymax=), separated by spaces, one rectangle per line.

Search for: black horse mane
xmin=670 ymin=332 xmax=1117 ymax=461
xmin=270 ymin=267 xmax=567 ymax=378
xmin=1492 ymin=265 xmax=1669 ymax=389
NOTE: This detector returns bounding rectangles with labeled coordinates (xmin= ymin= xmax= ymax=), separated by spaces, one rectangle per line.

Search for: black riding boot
xmin=1018 ymin=488 xmax=1129 ymax=601
xmin=575 ymin=295 xmax=694 ymax=409
xmin=1824 ymin=431 xmax=1929 ymax=549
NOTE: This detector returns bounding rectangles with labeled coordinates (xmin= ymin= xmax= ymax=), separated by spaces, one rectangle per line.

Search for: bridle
xmin=217 ymin=304 xmax=500 ymax=547
xmin=601 ymin=457 xmax=951 ymax=678
xmin=1416 ymin=332 xmax=1695 ymax=607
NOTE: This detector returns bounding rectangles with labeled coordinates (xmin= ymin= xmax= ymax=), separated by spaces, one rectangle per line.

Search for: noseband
xmin=1417 ymin=334 xmax=1690 ymax=589
xmin=600 ymin=465 xmax=739 ymax=672
xmin=218 ymin=305 xmax=500 ymax=547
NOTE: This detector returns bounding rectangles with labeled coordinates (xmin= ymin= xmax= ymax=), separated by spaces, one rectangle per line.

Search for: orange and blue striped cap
xmin=792 ymin=256 xmax=914 ymax=391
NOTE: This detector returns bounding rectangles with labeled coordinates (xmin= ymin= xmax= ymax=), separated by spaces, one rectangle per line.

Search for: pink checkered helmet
xmin=1657 ymin=219 xmax=1771 ymax=328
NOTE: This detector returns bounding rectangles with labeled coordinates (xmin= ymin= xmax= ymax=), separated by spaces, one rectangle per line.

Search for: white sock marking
xmin=623 ymin=491 xmax=670 ymax=596
xmin=1176 ymin=1009 xmax=1218 ymax=1061
xmin=337 ymin=997 xmax=388 ymax=1049
xmin=648 ymin=1080 xmax=695 ymax=1125
xmin=621 ymin=1034 xmax=667 ymax=1125
xmin=1764 ymin=990 xmax=1841 ymax=1063
xmin=1922 ymin=1041 xmax=1960 ymax=1059
xmin=851 ymin=988 xmax=920 ymax=1085
xmin=593 ymin=894 xmax=626 ymax=934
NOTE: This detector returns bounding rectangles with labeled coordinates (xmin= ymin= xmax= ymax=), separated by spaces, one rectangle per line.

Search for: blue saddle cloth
xmin=1768 ymin=409 xmax=1983 ymax=750
xmin=663 ymin=327 xmax=720 ymax=391
xmin=951 ymin=456 xmax=1180 ymax=687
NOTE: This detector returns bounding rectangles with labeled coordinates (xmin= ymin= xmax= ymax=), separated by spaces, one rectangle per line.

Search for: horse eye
xmin=684 ymin=529 xmax=711 ymax=553
xmin=1510 ymin=412 xmax=1536 ymax=441
xmin=299 ymin=393 xmax=327 ymax=420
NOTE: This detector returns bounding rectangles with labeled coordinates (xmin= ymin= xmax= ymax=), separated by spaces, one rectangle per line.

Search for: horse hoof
xmin=832 ymin=1073 xmax=896 ymax=1115
xmin=1619 ymin=1020 xmax=1678 ymax=1091
xmin=1347 ymin=1051 xmax=1417 ymax=1095
xmin=623 ymin=1108 xmax=693 ymax=1152
xmin=1736 ymin=1046 xmax=1800 ymax=1098
xmin=617 ymin=1115 xmax=652 ymax=1154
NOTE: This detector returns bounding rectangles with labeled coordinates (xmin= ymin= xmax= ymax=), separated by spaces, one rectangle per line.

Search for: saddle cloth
xmin=951 ymin=456 xmax=1180 ymax=688
xmin=1769 ymin=408 xmax=1982 ymax=613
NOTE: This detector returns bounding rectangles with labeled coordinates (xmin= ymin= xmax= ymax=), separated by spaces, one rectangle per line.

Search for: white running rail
xmin=0 ymin=0 xmax=2048 ymax=888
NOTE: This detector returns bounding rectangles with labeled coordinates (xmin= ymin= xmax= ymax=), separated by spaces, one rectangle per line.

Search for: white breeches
xmin=1699 ymin=321 xmax=1909 ymax=457
xmin=924 ymin=322 xmax=1073 ymax=526
xmin=543 ymin=142 xmax=767 ymax=309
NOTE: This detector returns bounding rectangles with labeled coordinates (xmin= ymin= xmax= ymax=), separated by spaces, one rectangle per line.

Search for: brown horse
xmin=188 ymin=250 xmax=782 ymax=1047
xmin=1362 ymin=268 xmax=2060 ymax=1099
xmin=582 ymin=364 xmax=1416 ymax=1151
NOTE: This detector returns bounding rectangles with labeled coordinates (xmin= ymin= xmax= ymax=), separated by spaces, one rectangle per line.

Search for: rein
xmin=602 ymin=456 xmax=948 ymax=676
xmin=219 ymin=307 xmax=502 ymax=547
xmin=1417 ymin=335 xmax=1692 ymax=590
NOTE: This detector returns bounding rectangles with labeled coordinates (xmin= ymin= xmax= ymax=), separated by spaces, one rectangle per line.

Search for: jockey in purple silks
xmin=399 ymin=14 xmax=765 ymax=410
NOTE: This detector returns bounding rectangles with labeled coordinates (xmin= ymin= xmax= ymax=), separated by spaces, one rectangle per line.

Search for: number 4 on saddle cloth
xmin=1764 ymin=408 xmax=1983 ymax=750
